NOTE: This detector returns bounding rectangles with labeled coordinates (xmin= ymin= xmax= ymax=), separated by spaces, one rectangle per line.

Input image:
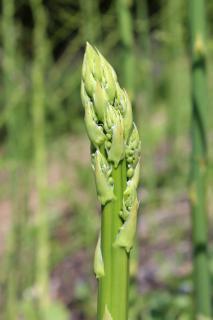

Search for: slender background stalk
xmin=116 ymin=0 xmax=134 ymax=100
xmin=2 ymin=0 xmax=29 ymax=318
xmin=136 ymin=0 xmax=153 ymax=111
xmin=163 ymin=0 xmax=185 ymax=162
xmin=30 ymin=0 xmax=50 ymax=315
xmin=189 ymin=0 xmax=212 ymax=317
xmin=79 ymin=0 xmax=101 ymax=45
xmin=2 ymin=0 xmax=18 ymax=316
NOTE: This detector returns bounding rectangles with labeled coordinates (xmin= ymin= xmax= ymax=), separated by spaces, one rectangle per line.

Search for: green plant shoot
xmin=81 ymin=43 xmax=141 ymax=320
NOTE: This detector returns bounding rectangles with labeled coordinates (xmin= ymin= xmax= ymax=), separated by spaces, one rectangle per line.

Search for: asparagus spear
xmin=81 ymin=43 xmax=141 ymax=320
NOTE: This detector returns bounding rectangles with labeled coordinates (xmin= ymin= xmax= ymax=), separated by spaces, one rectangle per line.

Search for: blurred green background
xmin=0 ymin=0 xmax=212 ymax=319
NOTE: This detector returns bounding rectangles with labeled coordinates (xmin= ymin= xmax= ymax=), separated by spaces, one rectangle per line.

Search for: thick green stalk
xmin=116 ymin=0 xmax=134 ymax=99
xmin=81 ymin=44 xmax=141 ymax=320
xmin=30 ymin=0 xmax=50 ymax=314
xmin=98 ymin=161 xmax=129 ymax=320
xmin=98 ymin=200 xmax=113 ymax=317
xmin=111 ymin=161 xmax=129 ymax=320
xmin=189 ymin=0 xmax=212 ymax=318
xmin=98 ymin=145 xmax=113 ymax=317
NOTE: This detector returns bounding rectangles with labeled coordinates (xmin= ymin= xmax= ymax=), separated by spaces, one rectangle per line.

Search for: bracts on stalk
xmin=81 ymin=43 xmax=141 ymax=320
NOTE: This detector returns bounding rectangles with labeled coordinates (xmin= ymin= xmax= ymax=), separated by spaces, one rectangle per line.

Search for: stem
xmin=2 ymin=0 xmax=17 ymax=308
xmin=116 ymin=0 xmax=134 ymax=99
xmin=80 ymin=0 xmax=101 ymax=44
xmin=81 ymin=43 xmax=140 ymax=320
xmin=164 ymin=0 xmax=185 ymax=164
xmin=98 ymin=200 xmax=113 ymax=318
xmin=31 ymin=0 xmax=50 ymax=312
xmin=189 ymin=0 xmax=212 ymax=317
xmin=136 ymin=0 xmax=153 ymax=110
xmin=2 ymin=0 xmax=21 ymax=318
xmin=98 ymin=160 xmax=129 ymax=320
xmin=136 ymin=0 xmax=150 ymax=56
xmin=97 ymin=146 xmax=113 ymax=318
xmin=111 ymin=161 xmax=129 ymax=320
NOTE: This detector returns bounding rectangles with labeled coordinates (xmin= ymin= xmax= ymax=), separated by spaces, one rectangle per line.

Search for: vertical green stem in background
xmin=2 ymin=0 xmax=23 ymax=318
xmin=136 ymin=0 xmax=150 ymax=62
xmin=81 ymin=44 xmax=141 ymax=320
xmin=189 ymin=0 xmax=212 ymax=318
xmin=136 ymin=0 xmax=153 ymax=110
xmin=79 ymin=0 xmax=101 ymax=44
xmin=164 ymin=0 xmax=185 ymax=165
xmin=116 ymin=0 xmax=134 ymax=100
xmin=2 ymin=0 xmax=17 ymax=316
xmin=31 ymin=0 xmax=49 ymax=313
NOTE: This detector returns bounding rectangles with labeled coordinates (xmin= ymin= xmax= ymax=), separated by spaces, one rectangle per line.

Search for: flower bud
xmin=128 ymin=123 xmax=140 ymax=149
xmin=114 ymin=196 xmax=139 ymax=253
xmin=122 ymin=90 xmax=133 ymax=141
xmin=102 ymin=60 xmax=117 ymax=103
xmin=120 ymin=161 xmax=140 ymax=220
xmin=84 ymin=42 xmax=96 ymax=72
xmin=127 ymin=167 xmax=133 ymax=179
xmin=92 ymin=50 xmax=103 ymax=81
xmin=83 ymin=66 xmax=96 ymax=99
xmin=92 ymin=150 xmax=115 ymax=205
xmin=104 ymin=105 xmax=125 ymax=167
xmin=84 ymin=100 xmax=106 ymax=147
xmin=126 ymin=123 xmax=141 ymax=168
xmin=116 ymin=86 xmax=133 ymax=141
xmin=93 ymin=82 xmax=108 ymax=122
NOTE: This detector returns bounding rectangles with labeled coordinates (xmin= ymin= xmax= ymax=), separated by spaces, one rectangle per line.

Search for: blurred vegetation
xmin=0 ymin=0 xmax=212 ymax=319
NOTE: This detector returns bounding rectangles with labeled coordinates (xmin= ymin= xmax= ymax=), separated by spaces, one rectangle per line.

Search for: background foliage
xmin=0 ymin=0 xmax=212 ymax=319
